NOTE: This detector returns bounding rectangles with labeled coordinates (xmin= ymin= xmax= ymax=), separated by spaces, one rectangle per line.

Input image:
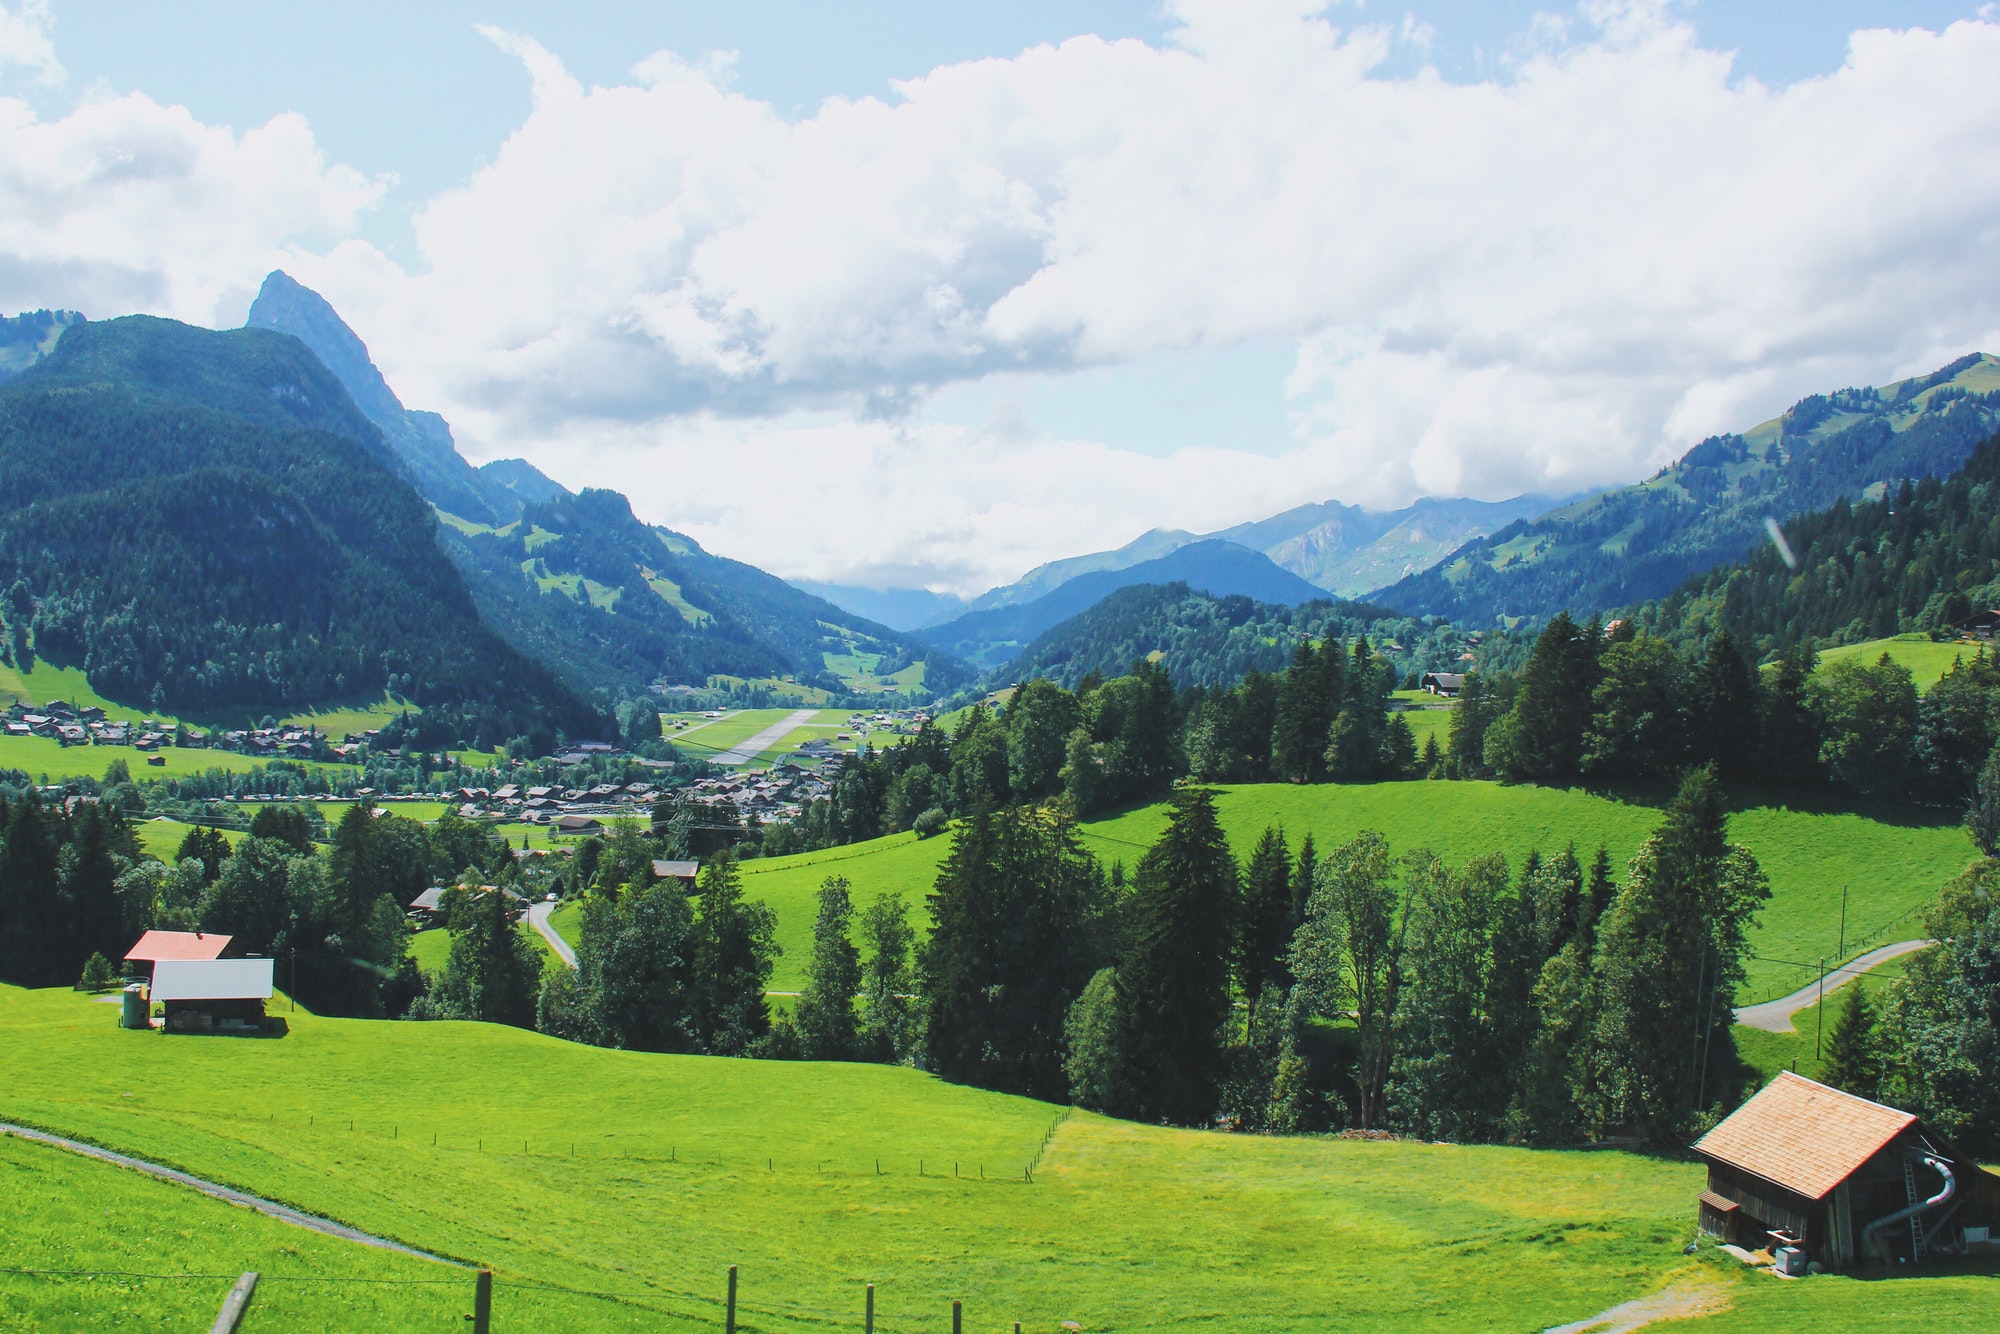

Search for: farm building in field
xmin=652 ymin=859 xmax=700 ymax=883
xmin=554 ymin=814 xmax=606 ymax=836
xmin=123 ymin=930 xmax=233 ymax=983
xmin=150 ymin=957 xmax=275 ymax=1033
xmin=1951 ymin=608 xmax=2000 ymax=638
xmin=1693 ymin=1072 xmax=2000 ymax=1269
xmin=1419 ymin=672 xmax=1465 ymax=697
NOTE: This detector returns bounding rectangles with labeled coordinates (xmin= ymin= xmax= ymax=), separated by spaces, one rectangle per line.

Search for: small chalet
xmin=1953 ymin=609 xmax=2000 ymax=639
xmin=1693 ymin=1072 xmax=1999 ymax=1269
xmin=151 ymin=957 xmax=275 ymax=1033
xmin=409 ymin=887 xmax=448 ymax=924
xmin=555 ymin=814 xmax=605 ymax=836
xmin=123 ymin=930 xmax=233 ymax=984
xmin=652 ymin=859 xmax=700 ymax=884
xmin=1420 ymin=672 xmax=1465 ymax=697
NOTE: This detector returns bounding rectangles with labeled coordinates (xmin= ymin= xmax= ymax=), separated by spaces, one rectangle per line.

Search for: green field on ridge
xmin=735 ymin=782 xmax=1975 ymax=1000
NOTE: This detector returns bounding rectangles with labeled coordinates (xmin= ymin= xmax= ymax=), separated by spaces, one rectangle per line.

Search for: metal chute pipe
xmin=1861 ymin=1153 xmax=1955 ymax=1262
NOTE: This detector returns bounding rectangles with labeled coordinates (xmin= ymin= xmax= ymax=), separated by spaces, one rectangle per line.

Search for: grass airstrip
xmin=3 ymin=985 xmax=1995 ymax=1332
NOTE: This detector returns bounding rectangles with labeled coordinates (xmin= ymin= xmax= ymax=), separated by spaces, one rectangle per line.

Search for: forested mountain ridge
xmin=247 ymin=271 xmax=554 ymax=528
xmin=1374 ymin=353 xmax=2000 ymax=626
xmin=998 ymin=580 xmax=1473 ymax=691
xmin=1636 ymin=427 xmax=2000 ymax=657
xmin=0 ymin=316 xmax=603 ymax=740
xmin=0 ymin=309 xmax=84 ymax=380
xmin=919 ymin=541 xmax=1329 ymax=672
xmin=249 ymin=272 xmax=966 ymax=702
xmin=437 ymin=487 xmax=971 ymax=700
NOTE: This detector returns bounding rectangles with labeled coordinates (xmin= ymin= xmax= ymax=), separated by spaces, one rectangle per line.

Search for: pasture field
xmin=1814 ymin=633 xmax=1978 ymax=691
xmin=408 ymin=921 xmax=558 ymax=976
xmin=737 ymin=783 xmax=1974 ymax=999
xmin=135 ymin=817 xmax=244 ymax=861
xmin=2 ymin=985 xmax=1992 ymax=1332
xmin=0 ymin=734 xmax=347 ymax=783
xmin=0 ymin=658 xmax=412 ymax=734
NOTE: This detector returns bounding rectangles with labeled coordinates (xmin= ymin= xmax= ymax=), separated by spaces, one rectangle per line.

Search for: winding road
xmin=712 ymin=708 xmax=820 ymax=766
xmin=526 ymin=899 xmax=576 ymax=969
xmin=1731 ymin=939 xmax=1932 ymax=1033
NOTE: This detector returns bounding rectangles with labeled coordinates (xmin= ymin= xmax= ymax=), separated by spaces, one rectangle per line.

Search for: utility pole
xmin=1839 ymin=885 xmax=1847 ymax=959
xmin=1815 ymin=957 xmax=1827 ymax=1062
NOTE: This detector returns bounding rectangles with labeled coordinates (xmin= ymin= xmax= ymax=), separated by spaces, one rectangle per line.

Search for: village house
xmin=1694 ymin=1072 xmax=2000 ymax=1271
xmin=123 ymin=929 xmax=234 ymax=984
xmin=148 ymin=956 xmax=276 ymax=1033
xmin=1420 ymin=672 xmax=1465 ymax=697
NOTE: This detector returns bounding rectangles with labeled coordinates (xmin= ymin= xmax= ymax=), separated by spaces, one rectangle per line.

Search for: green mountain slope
xmin=1375 ymin=354 xmax=2000 ymax=626
xmin=247 ymin=272 xmax=966 ymax=701
xmin=0 ymin=309 xmax=83 ymax=380
xmin=1637 ymin=426 xmax=2000 ymax=656
xmin=0 ymin=315 xmax=601 ymax=739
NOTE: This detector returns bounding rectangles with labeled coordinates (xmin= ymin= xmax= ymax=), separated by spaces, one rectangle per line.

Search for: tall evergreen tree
xmin=1272 ymin=639 xmax=1339 ymax=783
xmin=1236 ymin=825 xmax=1296 ymax=1005
xmin=922 ymin=803 xmax=1104 ymax=1098
xmin=1586 ymin=767 xmax=1769 ymax=1142
xmin=858 ymin=892 xmax=918 ymax=1063
xmin=1289 ymin=830 xmax=1411 ymax=1129
xmin=1488 ymin=613 xmax=1602 ymax=784
xmin=1757 ymin=645 xmax=1821 ymax=785
xmin=431 ymin=880 xmax=542 ymax=1028
xmin=1113 ymin=787 xmax=1237 ymax=1124
xmin=688 ymin=852 xmax=780 ymax=1055
xmin=1697 ymin=630 xmax=1761 ymax=781
xmin=1820 ymin=980 xmax=1882 ymax=1100
xmin=1326 ymin=638 xmax=1388 ymax=780
xmin=0 ymin=796 xmax=62 ymax=984
xmin=794 ymin=876 xmax=862 ymax=1060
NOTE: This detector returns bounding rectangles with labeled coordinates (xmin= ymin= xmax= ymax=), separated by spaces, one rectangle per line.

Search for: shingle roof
xmin=1694 ymin=1071 xmax=1914 ymax=1201
xmin=124 ymin=930 xmax=232 ymax=963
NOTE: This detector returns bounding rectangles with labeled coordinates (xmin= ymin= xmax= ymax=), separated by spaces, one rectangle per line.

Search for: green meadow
xmin=734 ymin=782 xmax=1974 ymax=999
xmin=3 ymin=985 xmax=1993 ymax=1331
xmin=1816 ymin=633 xmax=1979 ymax=691
xmin=1 ymin=658 xmax=410 ymax=735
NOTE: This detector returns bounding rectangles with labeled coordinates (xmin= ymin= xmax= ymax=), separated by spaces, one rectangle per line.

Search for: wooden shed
xmin=1693 ymin=1072 xmax=1999 ymax=1268
xmin=150 ymin=957 xmax=275 ymax=1033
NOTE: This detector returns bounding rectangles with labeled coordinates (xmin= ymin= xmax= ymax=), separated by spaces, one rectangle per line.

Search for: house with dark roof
xmin=1693 ymin=1072 xmax=1999 ymax=1269
xmin=1420 ymin=672 xmax=1465 ymax=697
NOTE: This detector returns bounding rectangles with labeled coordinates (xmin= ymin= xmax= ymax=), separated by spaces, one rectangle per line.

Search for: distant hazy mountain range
xmin=802 ymin=491 xmax=1556 ymax=637
xmin=914 ymin=540 xmax=1330 ymax=673
xmin=248 ymin=273 xmax=964 ymax=702
xmin=1376 ymin=353 xmax=2000 ymax=627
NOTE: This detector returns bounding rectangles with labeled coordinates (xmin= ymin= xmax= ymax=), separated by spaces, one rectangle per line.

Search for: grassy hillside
xmin=739 ymin=783 xmax=1975 ymax=1000
xmin=1815 ymin=633 xmax=1975 ymax=692
xmin=4 ymin=985 xmax=1992 ymax=1331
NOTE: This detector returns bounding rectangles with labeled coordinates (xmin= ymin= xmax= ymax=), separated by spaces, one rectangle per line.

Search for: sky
xmin=3 ymin=1 xmax=1999 ymax=596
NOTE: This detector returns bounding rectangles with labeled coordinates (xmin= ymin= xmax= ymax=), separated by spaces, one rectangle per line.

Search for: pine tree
xmin=0 ymin=797 xmax=63 ymax=985
xmin=794 ymin=876 xmax=861 ymax=1060
xmin=1490 ymin=613 xmax=1602 ymax=783
xmin=1587 ymin=767 xmax=1770 ymax=1142
xmin=1699 ymin=630 xmax=1761 ymax=780
xmin=1968 ymin=740 xmax=2000 ymax=856
xmin=1820 ymin=981 xmax=1882 ymax=1099
xmin=1272 ymin=639 xmax=1339 ymax=783
xmin=1236 ymin=826 xmax=1295 ymax=1005
xmin=1113 ymin=787 xmax=1238 ymax=1124
xmin=689 ymin=852 xmax=780 ymax=1055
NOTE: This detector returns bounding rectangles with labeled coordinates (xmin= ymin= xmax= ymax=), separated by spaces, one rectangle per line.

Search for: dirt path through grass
xmin=0 ymin=1120 xmax=466 ymax=1267
xmin=526 ymin=900 xmax=576 ymax=969
xmin=1544 ymin=1276 xmax=1731 ymax=1332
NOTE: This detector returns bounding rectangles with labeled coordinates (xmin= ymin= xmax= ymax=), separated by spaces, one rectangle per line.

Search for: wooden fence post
xmin=472 ymin=1268 xmax=492 ymax=1334
xmin=952 ymin=1298 xmax=962 ymax=1334
xmin=726 ymin=1264 xmax=738 ymax=1334
xmin=209 ymin=1271 xmax=258 ymax=1334
xmin=865 ymin=1281 xmax=875 ymax=1333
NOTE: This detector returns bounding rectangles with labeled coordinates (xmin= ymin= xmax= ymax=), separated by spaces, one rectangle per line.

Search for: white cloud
xmin=9 ymin=1 xmax=2000 ymax=594
xmin=0 ymin=0 xmax=60 ymax=88
xmin=0 ymin=81 xmax=383 ymax=325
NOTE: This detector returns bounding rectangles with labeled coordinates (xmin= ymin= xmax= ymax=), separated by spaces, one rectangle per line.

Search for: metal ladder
xmin=1905 ymin=1158 xmax=1930 ymax=1263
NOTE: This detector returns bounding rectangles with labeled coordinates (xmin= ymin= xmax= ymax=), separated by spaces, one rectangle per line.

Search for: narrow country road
xmin=527 ymin=900 xmax=576 ymax=969
xmin=1732 ymin=940 xmax=1933 ymax=1033
xmin=712 ymin=708 xmax=820 ymax=766
xmin=0 ymin=1120 xmax=466 ymax=1266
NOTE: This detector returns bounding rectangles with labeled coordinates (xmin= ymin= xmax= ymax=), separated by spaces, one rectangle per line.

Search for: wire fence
xmin=1 ymin=1264 xmax=1048 ymax=1332
xmin=1739 ymin=897 xmax=1934 ymax=1005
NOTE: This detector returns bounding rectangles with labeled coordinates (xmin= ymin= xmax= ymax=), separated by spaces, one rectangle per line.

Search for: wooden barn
xmin=150 ymin=957 xmax=275 ymax=1033
xmin=1693 ymin=1072 xmax=2000 ymax=1269
xmin=123 ymin=929 xmax=234 ymax=983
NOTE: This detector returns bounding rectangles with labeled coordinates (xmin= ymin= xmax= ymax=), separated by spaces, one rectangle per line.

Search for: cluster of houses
xmin=1 ymin=698 xmax=329 ymax=760
xmin=448 ymin=778 xmax=663 ymax=832
xmin=5 ymin=700 xmax=174 ymax=751
xmin=682 ymin=748 xmax=848 ymax=824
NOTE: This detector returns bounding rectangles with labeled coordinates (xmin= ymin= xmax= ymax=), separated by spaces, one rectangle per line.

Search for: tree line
xmin=1444 ymin=611 xmax=2000 ymax=810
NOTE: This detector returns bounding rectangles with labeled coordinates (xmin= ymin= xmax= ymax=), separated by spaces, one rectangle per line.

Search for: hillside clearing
xmin=738 ymin=782 xmax=1974 ymax=999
